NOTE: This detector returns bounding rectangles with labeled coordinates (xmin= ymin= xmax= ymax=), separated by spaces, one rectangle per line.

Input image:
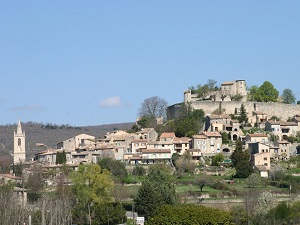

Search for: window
xmin=264 ymin=157 xmax=267 ymax=161
xmin=18 ymin=138 xmax=21 ymax=146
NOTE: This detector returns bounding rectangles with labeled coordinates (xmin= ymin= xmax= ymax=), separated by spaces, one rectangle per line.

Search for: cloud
xmin=99 ymin=96 xmax=132 ymax=108
xmin=10 ymin=104 xmax=46 ymax=111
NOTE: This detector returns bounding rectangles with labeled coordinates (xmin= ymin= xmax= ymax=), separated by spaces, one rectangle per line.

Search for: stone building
xmin=13 ymin=117 xmax=26 ymax=164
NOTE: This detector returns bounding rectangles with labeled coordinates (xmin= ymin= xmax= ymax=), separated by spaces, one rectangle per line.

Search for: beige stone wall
xmin=191 ymin=101 xmax=300 ymax=121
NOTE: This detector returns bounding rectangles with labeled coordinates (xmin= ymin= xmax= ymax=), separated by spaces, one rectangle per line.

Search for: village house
xmin=274 ymin=140 xmax=292 ymax=160
xmin=173 ymin=137 xmax=191 ymax=155
xmin=141 ymin=148 xmax=171 ymax=164
xmin=129 ymin=139 xmax=148 ymax=154
xmin=188 ymin=149 xmax=202 ymax=161
xmin=265 ymin=120 xmax=298 ymax=140
xmin=159 ymin=132 xmax=176 ymax=142
xmin=192 ymin=132 xmax=222 ymax=156
xmin=248 ymin=111 xmax=268 ymax=128
xmin=135 ymin=128 xmax=158 ymax=141
xmin=248 ymin=142 xmax=271 ymax=171
xmin=205 ymin=114 xmax=243 ymax=141
xmin=57 ymin=134 xmax=96 ymax=150
xmin=245 ymin=133 xmax=269 ymax=149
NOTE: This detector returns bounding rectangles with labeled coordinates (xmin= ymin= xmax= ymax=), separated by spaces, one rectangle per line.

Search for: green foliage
xmin=132 ymin=165 xmax=146 ymax=176
xmin=98 ymin=157 xmax=128 ymax=182
xmin=247 ymin=85 xmax=259 ymax=101
xmin=246 ymin=173 xmax=261 ymax=187
xmin=174 ymin=103 xmax=205 ymax=137
xmin=230 ymin=206 xmax=248 ymax=225
xmin=134 ymin=166 xmax=176 ymax=219
xmin=221 ymin=132 xmax=229 ymax=144
xmin=275 ymin=201 xmax=290 ymax=220
xmin=147 ymin=204 xmax=232 ymax=225
xmin=56 ymin=150 xmax=67 ymax=164
xmin=231 ymin=94 xmax=243 ymax=101
xmin=238 ymin=104 xmax=248 ymax=127
xmin=71 ymin=164 xmax=114 ymax=224
xmin=253 ymin=81 xmax=279 ymax=102
xmin=173 ymin=152 xmax=196 ymax=176
xmin=211 ymin=153 xmax=224 ymax=166
xmin=282 ymin=88 xmax=296 ymax=104
xmin=234 ymin=160 xmax=254 ymax=178
xmin=93 ymin=202 xmax=127 ymax=225
xmin=189 ymin=79 xmax=218 ymax=99
xmin=230 ymin=140 xmax=249 ymax=167
xmin=195 ymin=174 xmax=213 ymax=192
xmin=137 ymin=115 xmax=157 ymax=129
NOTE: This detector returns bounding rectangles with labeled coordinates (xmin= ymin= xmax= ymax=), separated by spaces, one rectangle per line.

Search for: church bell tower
xmin=13 ymin=117 xmax=26 ymax=164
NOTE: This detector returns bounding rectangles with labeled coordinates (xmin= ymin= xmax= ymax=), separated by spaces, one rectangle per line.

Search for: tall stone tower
xmin=13 ymin=117 xmax=26 ymax=164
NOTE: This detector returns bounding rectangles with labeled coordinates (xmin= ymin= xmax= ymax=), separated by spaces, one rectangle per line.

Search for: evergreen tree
xmin=238 ymin=104 xmax=248 ymax=127
xmin=134 ymin=167 xmax=176 ymax=219
xmin=230 ymin=140 xmax=249 ymax=167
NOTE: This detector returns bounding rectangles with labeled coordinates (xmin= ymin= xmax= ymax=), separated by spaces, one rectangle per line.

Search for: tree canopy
xmin=189 ymin=79 xmax=218 ymax=99
xmin=138 ymin=96 xmax=168 ymax=119
xmin=71 ymin=164 xmax=114 ymax=224
xmin=282 ymin=88 xmax=296 ymax=104
xmin=253 ymin=81 xmax=279 ymax=102
xmin=174 ymin=103 xmax=205 ymax=137
xmin=134 ymin=166 xmax=176 ymax=219
xmin=97 ymin=157 xmax=128 ymax=182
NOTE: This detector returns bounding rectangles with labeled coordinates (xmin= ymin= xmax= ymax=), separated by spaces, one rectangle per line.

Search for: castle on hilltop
xmin=184 ymin=80 xmax=247 ymax=102
xmin=168 ymin=79 xmax=300 ymax=122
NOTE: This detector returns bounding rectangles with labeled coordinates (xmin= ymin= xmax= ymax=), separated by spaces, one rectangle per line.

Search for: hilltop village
xmin=2 ymin=79 xmax=300 ymax=224
xmin=11 ymin=80 xmax=300 ymax=175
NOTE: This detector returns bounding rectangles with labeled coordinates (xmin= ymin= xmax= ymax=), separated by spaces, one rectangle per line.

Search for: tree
xmin=138 ymin=96 xmax=168 ymax=119
xmin=189 ymin=79 xmax=218 ymax=99
xmin=26 ymin=163 xmax=44 ymax=192
xmin=230 ymin=140 xmax=249 ymax=167
xmin=72 ymin=164 xmax=114 ymax=225
xmin=56 ymin=151 xmax=67 ymax=164
xmin=282 ymin=88 xmax=296 ymax=104
xmin=247 ymin=85 xmax=258 ymax=101
xmin=246 ymin=173 xmax=261 ymax=187
xmin=195 ymin=174 xmax=213 ymax=192
xmin=98 ymin=157 xmax=128 ymax=183
xmin=93 ymin=202 xmax=127 ymax=225
xmin=238 ymin=104 xmax=248 ymax=127
xmin=254 ymin=81 xmax=279 ymax=102
xmin=221 ymin=132 xmax=229 ymax=144
xmin=211 ymin=153 xmax=224 ymax=166
xmin=137 ymin=115 xmax=157 ymax=129
xmin=235 ymin=160 xmax=254 ymax=178
xmin=134 ymin=166 xmax=176 ymax=219
xmin=132 ymin=165 xmax=146 ymax=176
xmin=0 ymin=184 xmax=29 ymax=225
xmin=174 ymin=103 xmax=205 ymax=137
xmin=174 ymin=152 xmax=196 ymax=175
xmin=219 ymin=90 xmax=229 ymax=101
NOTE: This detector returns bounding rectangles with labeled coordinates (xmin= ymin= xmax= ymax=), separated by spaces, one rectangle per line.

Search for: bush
xmin=147 ymin=204 xmax=232 ymax=224
xmin=211 ymin=181 xmax=230 ymax=191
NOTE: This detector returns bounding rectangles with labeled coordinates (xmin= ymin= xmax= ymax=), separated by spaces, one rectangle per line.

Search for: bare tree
xmin=219 ymin=90 xmax=229 ymax=101
xmin=138 ymin=96 xmax=168 ymax=119
xmin=210 ymin=91 xmax=218 ymax=101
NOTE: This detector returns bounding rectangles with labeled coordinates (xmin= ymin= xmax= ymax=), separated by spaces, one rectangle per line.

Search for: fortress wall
xmin=191 ymin=101 xmax=300 ymax=120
